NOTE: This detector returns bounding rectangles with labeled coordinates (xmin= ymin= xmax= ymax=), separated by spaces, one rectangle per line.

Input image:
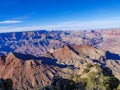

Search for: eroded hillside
xmin=0 ymin=45 xmax=120 ymax=89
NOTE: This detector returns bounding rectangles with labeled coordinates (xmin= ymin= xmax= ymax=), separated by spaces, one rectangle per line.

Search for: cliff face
xmin=100 ymin=30 xmax=120 ymax=54
xmin=0 ymin=53 xmax=66 ymax=90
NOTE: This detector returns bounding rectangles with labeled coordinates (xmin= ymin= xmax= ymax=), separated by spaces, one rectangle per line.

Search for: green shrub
xmin=86 ymin=63 xmax=93 ymax=68
xmin=39 ymin=64 xmax=120 ymax=90
xmin=117 ymin=84 xmax=120 ymax=90
xmin=83 ymin=68 xmax=90 ymax=74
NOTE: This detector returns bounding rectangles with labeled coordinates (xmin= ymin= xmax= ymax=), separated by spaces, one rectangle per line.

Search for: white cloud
xmin=0 ymin=20 xmax=23 ymax=24
xmin=0 ymin=20 xmax=120 ymax=33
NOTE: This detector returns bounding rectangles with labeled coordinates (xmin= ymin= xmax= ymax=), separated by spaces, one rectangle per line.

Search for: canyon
xmin=0 ymin=29 xmax=120 ymax=89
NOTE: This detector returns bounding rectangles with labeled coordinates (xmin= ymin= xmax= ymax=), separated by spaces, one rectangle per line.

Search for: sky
xmin=0 ymin=0 xmax=120 ymax=32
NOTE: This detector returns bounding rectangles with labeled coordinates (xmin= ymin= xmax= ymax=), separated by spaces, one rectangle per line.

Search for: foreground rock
xmin=0 ymin=52 xmax=73 ymax=90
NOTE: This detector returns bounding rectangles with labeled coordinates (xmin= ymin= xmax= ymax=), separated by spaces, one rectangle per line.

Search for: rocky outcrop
xmin=46 ymin=45 xmax=120 ymax=80
xmin=0 ymin=52 xmax=74 ymax=90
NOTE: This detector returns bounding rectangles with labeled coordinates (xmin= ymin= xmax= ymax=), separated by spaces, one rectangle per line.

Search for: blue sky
xmin=0 ymin=0 xmax=120 ymax=32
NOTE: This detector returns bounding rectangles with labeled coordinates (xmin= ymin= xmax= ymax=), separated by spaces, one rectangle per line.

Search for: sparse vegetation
xmin=82 ymin=63 xmax=92 ymax=74
xmin=73 ymin=64 xmax=119 ymax=90
xmin=39 ymin=64 xmax=120 ymax=90
xmin=86 ymin=63 xmax=93 ymax=68
xmin=83 ymin=68 xmax=90 ymax=74
xmin=117 ymin=84 xmax=120 ymax=90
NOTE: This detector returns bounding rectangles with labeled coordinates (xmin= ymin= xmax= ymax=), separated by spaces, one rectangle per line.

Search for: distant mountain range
xmin=1 ymin=29 xmax=120 ymax=56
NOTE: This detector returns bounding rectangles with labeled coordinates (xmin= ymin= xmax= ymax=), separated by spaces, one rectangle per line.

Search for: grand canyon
xmin=1 ymin=0 xmax=120 ymax=90
xmin=0 ymin=29 xmax=120 ymax=90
